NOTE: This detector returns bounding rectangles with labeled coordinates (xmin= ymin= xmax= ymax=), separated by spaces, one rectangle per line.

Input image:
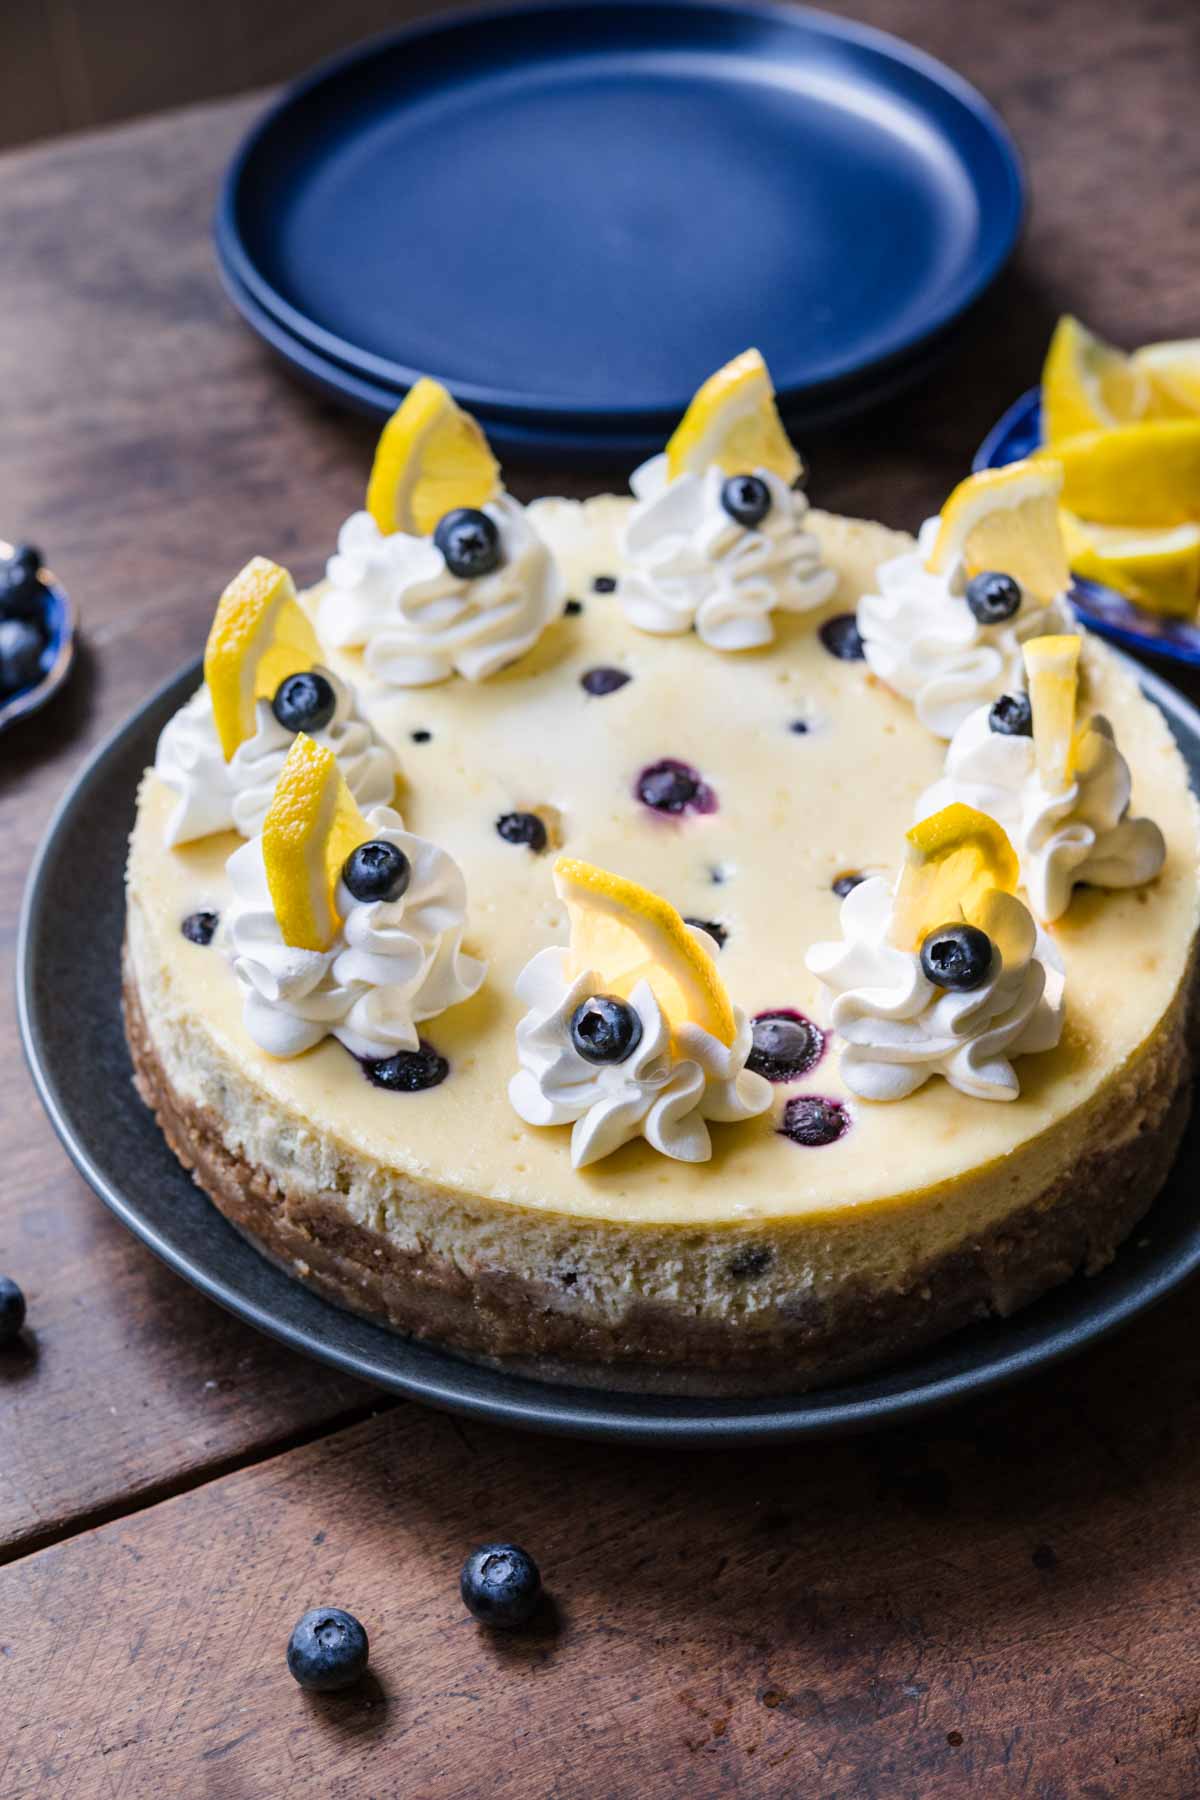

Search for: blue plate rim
xmin=15 ymin=650 xmax=1200 ymax=1444
xmin=215 ymin=0 xmax=1026 ymax=424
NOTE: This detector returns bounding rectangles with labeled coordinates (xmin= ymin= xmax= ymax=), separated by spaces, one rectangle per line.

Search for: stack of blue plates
xmin=215 ymin=0 xmax=1024 ymax=464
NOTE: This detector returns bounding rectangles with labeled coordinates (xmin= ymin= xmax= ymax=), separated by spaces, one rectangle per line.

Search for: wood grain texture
xmin=0 ymin=0 xmax=1199 ymax=1790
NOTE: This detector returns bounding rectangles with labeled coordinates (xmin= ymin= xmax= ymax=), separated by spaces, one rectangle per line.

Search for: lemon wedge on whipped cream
xmin=262 ymin=734 xmax=372 ymax=952
xmin=926 ymin=461 xmax=1069 ymax=603
xmin=664 ymin=348 xmax=801 ymax=486
xmin=203 ymin=557 xmax=320 ymax=761
xmin=366 ymin=377 xmax=501 ymax=538
xmin=891 ymin=804 xmax=1020 ymax=952
xmin=555 ymin=856 xmax=737 ymax=1047
xmin=1023 ymin=633 xmax=1082 ymax=793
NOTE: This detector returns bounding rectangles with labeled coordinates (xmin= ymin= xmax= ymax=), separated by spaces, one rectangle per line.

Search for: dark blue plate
xmin=216 ymin=0 xmax=1024 ymax=426
xmin=18 ymin=657 xmax=1200 ymax=1445
xmin=974 ymin=386 xmax=1200 ymax=669
xmin=0 ymin=541 xmax=76 ymax=734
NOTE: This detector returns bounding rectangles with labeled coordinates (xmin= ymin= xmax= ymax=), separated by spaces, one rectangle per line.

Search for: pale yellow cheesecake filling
xmin=125 ymin=507 xmax=1199 ymax=1319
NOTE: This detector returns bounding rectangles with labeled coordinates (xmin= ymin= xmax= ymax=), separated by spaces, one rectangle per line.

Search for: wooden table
xmin=3 ymin=5 xmax=1200 ymax=1794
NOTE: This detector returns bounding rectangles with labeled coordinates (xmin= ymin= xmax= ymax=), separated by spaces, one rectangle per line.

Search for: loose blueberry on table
xmin=0 ymin=1275 xmax=27 ymax=1347
xmin=747 ymin=1011 xmax=824 ymax=1082
xmin=989 ymin=691 xmax=1033 ymax=736
xmin=363 ymin=1042 xmax=449 ymax=1092
xmin=779 ymin=1095 xmax=850 ymax=1147
xmin=570 ymin=994 xmax=642 ymax=1063
xmin=580 ymin=666 xmax=631 ymax=696
xmin=286 ymin=1608 xmax=369 ymax=1691
xmin=920 ymin=923 xmax=993 ymax=991
xmin=435 ymin=508 xmax=502 ymax=579
xmin=181 ymin=910 xmax=219 ymax=946
xmin=272 ymin=670 xmax=336 ymax=734
xmin=460 ymin=1543 xmax=542 ymax=1629
xmin=818 ymin=614 xmax=865 ymax=661
xmin=635 ymin=759 xmax=716 ymax=817
xmin=496 ymin=811 xmax=548 ymax=852
xmin=343 ymin=839 xmax=411 ymax=904
xmin=965 ymin=570 xmax=1021 ymax=625
xmin=720 ymin=473 xmax=772 ymax=527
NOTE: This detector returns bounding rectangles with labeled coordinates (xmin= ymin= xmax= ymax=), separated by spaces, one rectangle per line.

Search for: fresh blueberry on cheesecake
xmin=460 ymin=1544 xmax=542 ymax=1629
xmin=965 ymin=571 xmax=1022 ymax=625
xmin=434 ymin=507 xmax=502 ymax=579
xmin=720 ymin=473 xmax=772 ymax=527
xmin=919 ymin=923 xmax=993 ymax=991
xmin=343 ymin=840 xmax=411 ymax=904
xmin=272 ymin=670 xmax=337 ymax=734
xmin=818 ymin=614 xmax=865 ymax=661
xmin=989 ymin=691 xmax=1033 ymax=736
xmin=570 ymin=995 xmax=643 ymax=1064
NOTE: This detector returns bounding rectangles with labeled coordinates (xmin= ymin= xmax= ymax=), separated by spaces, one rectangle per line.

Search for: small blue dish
xmin=216 ymin=0 xmax=1024 ymax=428
xmin=974 ymin=387 xmax=1200 ymax=670
xmin=0 ymin=541 xmax=76 ymax=734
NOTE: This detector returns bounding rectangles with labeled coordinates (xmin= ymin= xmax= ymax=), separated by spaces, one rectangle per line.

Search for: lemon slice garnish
xmin=1035 ymin=422 xmax=1200 ymax=528
xmin=664 ymin=349 xmax=802 ymax=486
xmin=1060 ymin=511 xmax=1200 ymax=617
xmin=1130 ymin=340 xmax=1200 ymax=416
xmin=203 ymin=557 xmax=320 ymax=761
xmin=262 ymin=734 xmax=372 ymax=952
xmin=1041 ymin=315 xmax=1155 ymax=442
xmin=891 ymin=804 xmax=1020 ymax=951
xmin=926 ymin=461 xmax=1069 ymax=603
xmin=366 ymin=377 xmax=501 ymax=538
xmin=554 ymin=856 xmax=736 ymax=1046
xmin=1023 ymin=633 xmax=1082 ymax=793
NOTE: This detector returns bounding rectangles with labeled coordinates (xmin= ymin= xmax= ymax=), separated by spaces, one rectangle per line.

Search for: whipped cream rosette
xmin=318 ymin=378 xmax=561 ymax=686
xmin=806 ymin=805 xmax=1064 ymax=1102
xmin=509 ymin=858 xmax=770 ymax=1167
xmin=226 ymin=735 xmax=484 ymax=1061
xmin=615 ymin=350 xmax=835 ymax=650
xmin=917 ymin=634 xmax=1166 ymax=921
xmin=858 ymin=462 xmax=1075 ymax=739
xmin=154 ymin=556 xmax=396 ymax=847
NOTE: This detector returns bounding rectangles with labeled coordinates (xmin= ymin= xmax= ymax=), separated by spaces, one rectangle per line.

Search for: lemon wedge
xmin=203 ymin=557 xmax=320 ymax=761
xmin=554 ymin=856 xmax=736 ymax=1046
xmin=891 ymin=804 xmax=1020 ymax=951
xmin=664 ymin=349 xmax=801 ymax=486
xmin=1023 ymin=633 xmax=1082 ymax=792
xmin=926 ymin=461 xmax=1070 ymax=602
xmin=1041 ymin=315 xmax=1155 ymax=442
xmin=1036 ymin=423 xmax=1200 ymax=527
xmin=366 ymin=377 xmax=501 ymax=538
xmin=262 ymin=735 xmax=372 ymax=952
xmin=1130 ymin=341 xmax=1200 ymax=416
xmin=1060 ymin=511 xmax=1200 ymax=617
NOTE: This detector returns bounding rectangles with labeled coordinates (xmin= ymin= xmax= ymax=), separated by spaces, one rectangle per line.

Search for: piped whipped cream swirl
xmin=918 ymin=705 xmax=1166 ymax=922
xmin=154 ymin=669 xmax=396 ymax=847
xmin=508 ymin=945 xmax=771 ymax=1167
xmin=805 ymin=878 xmax=1064 ymax=1102
xmin=617 ymin=455 xmax=836 ymax=650
xmin=226 ymin=807 xmax=485 ymax=1060
xmin=857 ymin=518 xmax=1074 ymax=739
xmin=318 ymin=495 xmax=561 ymax=686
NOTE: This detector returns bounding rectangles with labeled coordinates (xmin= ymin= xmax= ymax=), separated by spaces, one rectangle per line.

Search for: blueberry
xmin=832 ymin=873 xmax=865 ymax=899
xmin=989 ymin=691 xmax=1033 ymax=736
xmin=343 ymin=840 xmax=411 ymax=905
xmin=720 ymin=473 xmax=772 ymax=528
xmin=496 ymin=811 xmax=547 ymax=852
xmin=570 ymin=994 xmax=643 ymax=1064
xmin=0 ymin=1276 xmax=26 ymax=1347
xmin=272 ymin=670 xmax=336 ymax=734
xmin=0 ymin=551 xmax=44 ymax=624
xmin=286 ymin=1608 xmax=369 ymax=1691
xmin=411 ymin=728 xmax=432 ymax=743
xmin=685 ymin=917 xmax=727 ymax=949
xmin=747 ymin=1010 xmax=824 ymax=1082
xmin=0 ymin=618 xmax=45 ymax=693
xmin=789 ymin=719 xmax=810 ymax=735
xmin=592 ymin=574 xmax=617 ymax=593
xmin=563 ymin=598 xmax=583 ymax=616
xmin=779 ymin=1096 xmax=849 ymax=1147
xmin=6 ymin=543 xmax=42 ymax=581
xmin=920 ymin=923 xmax=993 ymax=991
xmin=364 ymin=1041 xmax=449 ymax=1091
xmin=819 ymin=614 xmax=865 ymax=661
xmin=460 ymin=1543 xmax=542 ymax=1629
xmin=580 ymin=666 xmax=630 ymax=696
xmin=635 ymin=758 xmax=715 ymax=816
xmin=965 ymin=571 xmax=1021 ymax=625
xmin=434 ymin=508 xmax=501 ymax=580
xmin=181 ymin=910 xmax=219 ymax=946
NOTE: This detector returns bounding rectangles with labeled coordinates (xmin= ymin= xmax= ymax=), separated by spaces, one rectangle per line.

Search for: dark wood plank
xmin=7 ymin=1282 xmax=1200 ymax=1799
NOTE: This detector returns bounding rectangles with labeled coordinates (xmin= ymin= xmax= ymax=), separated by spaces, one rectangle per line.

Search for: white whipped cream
xmin=154 ymin=669 xmax=397 ymax=847
xmin=225 ymin=806 xmax=485 ymax=1060
xmin=318 ymin=494 xmax=561 ymax=686
xmin=508 ymin=944 xmax=771 ymax=1167
xmin=918 ymin=705 xmax=1166 ymax=922
xmin=857 ymin=517 xmax=1075 ymax=738
xmin=617 ymin=455 xmax=836 ymax=650
xmin=805 ymin=878 xmax=1064 ymax=1102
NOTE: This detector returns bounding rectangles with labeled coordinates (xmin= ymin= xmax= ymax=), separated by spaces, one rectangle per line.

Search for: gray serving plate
xmin=17 ymin=657 xmax=1200 ymax=1444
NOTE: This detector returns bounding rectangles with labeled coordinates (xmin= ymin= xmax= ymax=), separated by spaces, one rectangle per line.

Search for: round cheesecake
xmin=124 ymin=501 xmax=1200 ymax=1395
